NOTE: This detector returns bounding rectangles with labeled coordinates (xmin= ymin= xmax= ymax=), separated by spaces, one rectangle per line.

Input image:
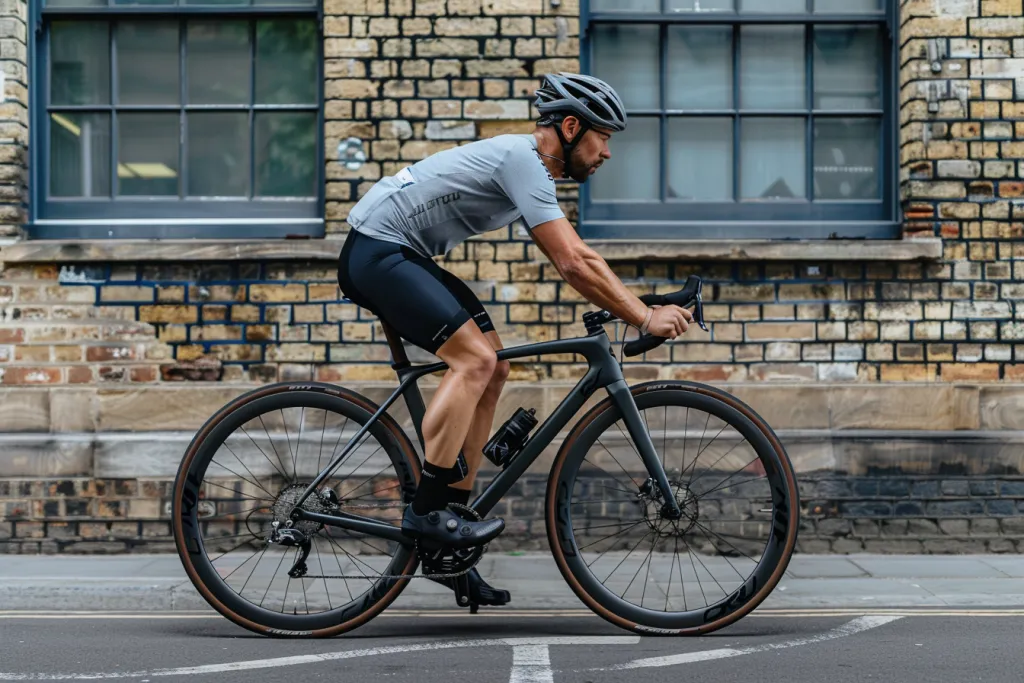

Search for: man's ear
xmin=561 ymin=115 xmax=582 ymax=143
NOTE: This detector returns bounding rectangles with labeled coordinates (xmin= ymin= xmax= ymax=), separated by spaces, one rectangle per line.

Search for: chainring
xmin=417 ymin=503 xmax=486 ymax=578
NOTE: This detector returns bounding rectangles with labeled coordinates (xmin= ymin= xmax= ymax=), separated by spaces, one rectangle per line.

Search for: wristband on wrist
xmin=639 ymin=308 xmax=654 ymax=335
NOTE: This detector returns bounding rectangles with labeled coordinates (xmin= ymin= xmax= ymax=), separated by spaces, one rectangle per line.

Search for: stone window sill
xmin=0 ymin=237 xmax=942 ymax=263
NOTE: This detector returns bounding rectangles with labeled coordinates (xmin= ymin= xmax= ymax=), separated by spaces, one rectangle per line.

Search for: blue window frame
xmin=579 ymin=0 xmax=899 ymax=240
xmin=29 ymin=0 xmax=324 ymax=239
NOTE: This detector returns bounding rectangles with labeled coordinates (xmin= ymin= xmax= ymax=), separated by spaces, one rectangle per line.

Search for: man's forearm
xmin=561 ymin=247 xmax=648 ymax=328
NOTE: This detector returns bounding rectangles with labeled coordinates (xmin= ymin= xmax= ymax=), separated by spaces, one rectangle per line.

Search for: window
xmin=31 ymin=0 xmax=323 ymax=239
xmin=580 ymin=0 xmax=897 ymax=239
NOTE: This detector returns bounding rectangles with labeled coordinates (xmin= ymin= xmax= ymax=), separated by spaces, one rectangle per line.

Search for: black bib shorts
xmin=337 ymin=229 xmax=495 ymax=354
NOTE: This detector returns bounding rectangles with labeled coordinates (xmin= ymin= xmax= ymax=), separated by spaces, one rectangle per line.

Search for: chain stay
xmin=300 ymin=504 xmax=485 ymax=581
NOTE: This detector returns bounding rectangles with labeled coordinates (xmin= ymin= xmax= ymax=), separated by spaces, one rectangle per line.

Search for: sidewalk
xmin=1 ymin=553 xmax=1023 ymax=612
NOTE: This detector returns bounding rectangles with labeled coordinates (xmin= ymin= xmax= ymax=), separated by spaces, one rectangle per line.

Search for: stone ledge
xmin=0 ymin=237 xmax=944 ymax=263
xmin=588 ymin=238 xmax=944 ymax=262
xmin=0 ymin=381 xmax=1014 ymax=436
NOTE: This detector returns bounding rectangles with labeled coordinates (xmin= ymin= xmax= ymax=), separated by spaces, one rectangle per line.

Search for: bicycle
xmin=172 ymin=275 xmax=800 ymax=638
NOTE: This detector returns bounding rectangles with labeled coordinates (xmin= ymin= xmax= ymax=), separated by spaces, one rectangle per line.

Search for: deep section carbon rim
xmin=174 ymin=384 xmax=419 ymax=635
xmin=549 ymin=384 xmax=798 ymax=633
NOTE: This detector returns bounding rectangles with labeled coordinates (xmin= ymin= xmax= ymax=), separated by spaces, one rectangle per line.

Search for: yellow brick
xmin=249 ymin=284 xmax=306 ymax=303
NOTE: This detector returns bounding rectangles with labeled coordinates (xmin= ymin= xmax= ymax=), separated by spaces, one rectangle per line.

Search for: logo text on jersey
xmin=408 ymin=191 xmax=461 ymax=219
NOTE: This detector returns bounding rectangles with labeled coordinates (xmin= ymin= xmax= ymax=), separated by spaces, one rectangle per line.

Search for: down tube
xmin=471 ymin=368 xmax=602 ymax=517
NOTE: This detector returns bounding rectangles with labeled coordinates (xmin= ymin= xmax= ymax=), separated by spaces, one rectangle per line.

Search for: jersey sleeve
xmin=493 ymin=142 xmax=566 ymax=230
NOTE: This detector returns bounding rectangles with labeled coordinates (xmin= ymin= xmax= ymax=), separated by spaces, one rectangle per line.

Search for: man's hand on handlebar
xmin=647 ymin=305 xmax=694 ymax=339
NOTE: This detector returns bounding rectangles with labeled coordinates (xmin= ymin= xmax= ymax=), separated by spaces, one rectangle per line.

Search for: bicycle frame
xmin=292 ymin=323 xmax=681 ymax=546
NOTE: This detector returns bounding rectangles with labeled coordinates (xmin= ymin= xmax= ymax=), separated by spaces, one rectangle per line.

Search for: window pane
xmin=118 ymin=113 xmax=179 ymax=196
xmin=255 ymin=20 xmax=318 ymax=104
xmin=113 ymin=0 xmax=175 ymax=5
xmin=254 ymin=0 xmax=317 ymax=5
xmin=740 ymin=0 xmax=805 ymax=10
xmin=188 ymin=21 xmax=250 ymax=104
xmin=741 ymin=118 xmax=805 ymax=199
xmin=814 ymin=118 xmax=880 ymax=200
xmin=183 ymin=0 xmax=249 ymax=5
xmin=47 ymin=0 xmax=106 ymax=6
xmin=814 ymin=26 xmax=881 ymax=110
xmin=667 ymin=27 xmax=732 ymax=109
xmin=668 ymin=118 xmax=732 ymax=201
xmin=188 ymin=113 xmax=249 ymax=197
xmin=668 ymin=0 xmax=733 ymax=10
xmin=590 ymin=117 xmax=659 ymax=201
xmin=592 ymin=25 xmax=660 ymax=111
xmin=591 ymin=0 xmax=659 ymax=10
xmin=740 ymin=26 xmax=805 ymax=109
xmin=816 ymin=0 xmax=879 ymax=11
xmin=50 ymin=22 xmax=110 ymax=106
xmin=117 ymin=21 xmax=179 ymax=105
xmin=50 ymin=113 xmax=111 ymax=197
xmin=255 ymin=113 xmax=316 ymax=197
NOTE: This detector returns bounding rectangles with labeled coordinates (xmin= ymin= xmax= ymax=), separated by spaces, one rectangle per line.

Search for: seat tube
xmin=605 ymin=380 xmax=682 ymax=517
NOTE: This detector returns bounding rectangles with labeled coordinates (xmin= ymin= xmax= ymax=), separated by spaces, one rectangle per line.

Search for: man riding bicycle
xmin=337 ymin=72 xmax=694 ymax=609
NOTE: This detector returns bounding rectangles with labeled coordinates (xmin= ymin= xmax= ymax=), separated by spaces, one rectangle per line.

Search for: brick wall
xmin=7 ymin=0 xmax=1024 ymax=554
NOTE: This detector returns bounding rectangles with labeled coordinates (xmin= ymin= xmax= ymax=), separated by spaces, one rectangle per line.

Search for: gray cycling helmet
xmin=535 ymin=72 xmax=628 ymax=132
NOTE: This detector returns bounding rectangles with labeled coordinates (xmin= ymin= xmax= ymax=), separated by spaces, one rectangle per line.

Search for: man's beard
xmin=567 ymin=149 xmax=595 ymax=183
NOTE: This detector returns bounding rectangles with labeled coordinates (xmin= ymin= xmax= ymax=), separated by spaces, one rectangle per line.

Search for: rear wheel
xmin=546 ymin=381 xmax=799 ymax=635
xmin=172 ymin=382 xmax=421 ymax=638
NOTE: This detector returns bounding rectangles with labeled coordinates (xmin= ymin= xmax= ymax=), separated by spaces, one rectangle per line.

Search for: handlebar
xmin=581 ymin=275 xmax=709 ymax=358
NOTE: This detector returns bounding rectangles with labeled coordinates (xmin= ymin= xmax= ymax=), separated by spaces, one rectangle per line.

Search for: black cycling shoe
xmin=429 ymin=568 xmax=512 ymax=607
xmin=401 ymin=505 xmax=505 ymax=550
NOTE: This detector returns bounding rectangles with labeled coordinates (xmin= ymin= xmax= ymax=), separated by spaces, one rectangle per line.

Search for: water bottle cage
xmin=482 ymin=407 xmax=538 ymax=468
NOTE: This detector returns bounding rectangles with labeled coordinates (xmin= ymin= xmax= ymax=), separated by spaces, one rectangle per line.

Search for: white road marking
xmin=592 ymin=616 xmax=903 ymax=671
xmin=0 ymin=637 xmax=638 ymax=681
xmin=509 ymin=644 xmax=552 ymax=683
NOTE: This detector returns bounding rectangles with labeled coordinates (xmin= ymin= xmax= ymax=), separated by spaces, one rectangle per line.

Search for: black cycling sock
xmin=446 ymin=487 xmax=471 ymax=507
xmin=412 ymin=462 xmax=461 ymax=515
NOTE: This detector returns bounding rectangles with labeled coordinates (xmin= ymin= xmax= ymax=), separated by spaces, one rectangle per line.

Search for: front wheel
xmin=546 ymin=380 xmax=799 ymax=635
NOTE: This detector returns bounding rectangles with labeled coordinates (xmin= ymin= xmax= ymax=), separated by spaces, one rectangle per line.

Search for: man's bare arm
xmin=529 ymin=218 xmax=691 ymax=337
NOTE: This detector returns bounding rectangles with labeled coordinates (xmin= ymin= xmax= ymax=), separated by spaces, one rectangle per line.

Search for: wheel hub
xmin=271 ymin=483 xmax=335 ymax=537
xmin=641 ymin=481 xmax=698 ymax=537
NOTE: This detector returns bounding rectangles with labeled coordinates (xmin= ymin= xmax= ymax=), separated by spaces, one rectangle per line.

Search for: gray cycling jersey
xmin=345 ymin=134 xmax=566 ymax=258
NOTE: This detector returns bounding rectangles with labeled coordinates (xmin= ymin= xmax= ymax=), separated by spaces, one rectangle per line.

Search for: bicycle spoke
xmin=311 ymin=539 xmax=335 ymax=611
xmin=293 ymin=407 xmax=305 ymax=482
xmin=323 ymin=529 xmax=383 ymax=581
xmin=219 ymin=441 xmax=277 ymax=499
xmin=208 ymin=459 xmax=276 ymax=501
xmin=694 ymin=464 xmax=764 ymax=500
xmin=207 ymin=536 xmax=265 ymax=567
xmin=582 ymin=458 xmax=639 ymax=493
xmin=600 ymin=529 xmax=653 ymax=584
xmin=259 ymin=549 xmax=289 ymax=608
xmin=680 ymin=535 xmax=722 ymax=602
xmin=238 ymin=544 xmax=270 ymax=596
xmin=692 ymin=519 xmax=762 ymax=573
xmin=622 ymin=534 xmax=658 ymax=601
xmin=580 ymin=519 xmax=645 ymax=554
xmin=202 ymin=478 xmax=275 ymax=504
xmin=257 ymin=414 xmax=292 ymax=483
xmin=572 ymin=521 xmax=645 ymax=533
xmin=239 ymin=424 xmax=290 ymax=482
xmin=686 ymin=438 xmax=748 ymax=491
xmin=595 ymin=436 xmax=639 ymax=486
xmin=322 ymin=533 xmax=355 ymax=602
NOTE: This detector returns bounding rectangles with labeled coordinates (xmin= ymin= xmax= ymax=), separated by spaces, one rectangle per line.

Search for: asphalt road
xmin=1 ymin=610 xmax=1021 ymax=682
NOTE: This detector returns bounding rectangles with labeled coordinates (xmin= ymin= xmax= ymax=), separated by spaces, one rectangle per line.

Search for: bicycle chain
xmin=299 ymin=503 xmax=485 ymax=581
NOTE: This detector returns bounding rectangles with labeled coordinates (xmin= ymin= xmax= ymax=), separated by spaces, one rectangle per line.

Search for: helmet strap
xmin=552 ymin=116 xmax=591 ymax=179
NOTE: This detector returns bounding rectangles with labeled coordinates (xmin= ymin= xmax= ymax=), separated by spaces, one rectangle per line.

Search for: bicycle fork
xmin=605 ymin=380 xmax=683 ymax=520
